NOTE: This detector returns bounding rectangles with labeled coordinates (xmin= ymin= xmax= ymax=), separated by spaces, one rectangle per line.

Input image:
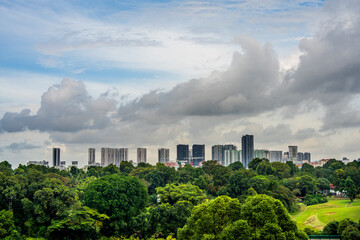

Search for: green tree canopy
xmin=157 ymin=183 xmax=207 ymax=206
xmin=84 ymin=174 xmax=148 ymax=236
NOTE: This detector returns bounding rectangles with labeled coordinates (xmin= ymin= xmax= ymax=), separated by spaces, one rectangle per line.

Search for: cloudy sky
xmin=1 ymin=0 xmax=360 ymax=167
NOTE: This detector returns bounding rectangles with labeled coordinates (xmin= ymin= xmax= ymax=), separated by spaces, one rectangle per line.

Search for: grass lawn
xmin=291 ymin=198 xmax=360 ymax=230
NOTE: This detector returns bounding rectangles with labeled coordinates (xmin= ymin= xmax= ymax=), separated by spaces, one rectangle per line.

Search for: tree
xmin=271 ymin=162 xmax=291 ymax=179
xmin=248 ymin=158 xmax=267 ymax=171
xmin=301 ymin=163 xmax=314 ymax=175
xmin=342 ymin=225 xmax=360 ymax=240
xmin=340 ymin=177 xmax=357 ymax=202
xmin=145 ymin=164 xmax=177 ymax=194
xmin=178 ymin=195 xmax=307 ymax=240
xmin=148 ymin=201 xmax=193 ymax=238
xmin=317 ymin=178 xmax=330 ymax=193
xmin=225 ymin=169 xmax=255 ymax=198
xmin=47 ymin=206 xmax=109 ymax=240
xmin=286 ymin=161 xmax=299 ymax=176
xmin=120 ymin=161 xmax=134 ymax=174
xmin=338 ymin=218 xmax=357 ymax=235
xmin=298 ymin=175 xmax=318 ymax=196
xmin=322 ymin=220 xmax=339 ymax=235
xmin=256 ymin=161 xmax=276 ymax=176
xmin=177 ymin=195 xmax=242 ymax=240
xmin=157 ymin=183 xmax=207 ymax=206
xmin=228 ymin=162 xmax=244 ymax=171
xmin=0 ymin=210 xmax=21 ymax=239
xmin=84 ymin=175 xmax=149 ymax=236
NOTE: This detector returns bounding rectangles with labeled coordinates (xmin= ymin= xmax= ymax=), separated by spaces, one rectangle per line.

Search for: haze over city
xmin=0 ymin=0 xmax=360 ymax=167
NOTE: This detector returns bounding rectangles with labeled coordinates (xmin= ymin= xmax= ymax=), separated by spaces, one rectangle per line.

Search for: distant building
xmin=269 ymin=151 xmax=283 ymax=162
xmin=27 ymin=160 xmax=49 ymax=167
xmin=254 ymin=149 xmax=269 ymax=159
xmin=192 ymin=144 xmax=205 ymax=167
xmin=288 ymin=146 xmax=298 ymax=162
xmin=298 ymin=152 xmax=304 ymax=162
xmin=241 ymin=135 xmax=254 ymax=169
xmin=211 ymin=145 xmax=224 ymax=164
xmin=177 ymin=144 xmax=189 ymax=164
xmin=88 ymin=148 xmax=95 ymax=165
xmin=101 ymin=148 xmax=128 ymax=167
xmin=53 ymin=148 xmax=60 ymax=167
xmin=284 ymin=152 xmax=289 ymax=161
xmin=224 ymin=150 xmax=241 ymax=166
xmin=137 ymin=148 xmax=147 ymax=163
xmin=158 ymin=148 xmax=170 ymax=163
xmin=304 ymin=152 xmax=311 ymax=162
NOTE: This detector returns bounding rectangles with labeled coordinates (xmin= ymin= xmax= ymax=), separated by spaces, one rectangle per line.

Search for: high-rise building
xmin=211 ymin=145 xmax=224 ymax=163
xmin=137 ymin=148 xmax=147 ymax=163
xmin=304 ymin=152 xmax=311 ymax=162
xmin=288 ymin=146 xmax=298 ymax=162
xmin=177 ymin=144 xmax=189 ymax=164
xmin=241 ymin=135 xmax=254 ymax=169
xmin=192 ymin=144 xmax=205 ymax=167
xmin=101 ymin=148 xmax=128 ymax=167
xmin=224 ymin=150 xmax=241 ymax=166
xmin=254 ymin=149 xmax=269 ymax=159
xmin=223 ymin=144 xmax=237 ymax=166
xmin=158 ymin=148 xmax=170 ymax=163
xmin=53 ymin=148 xmax=60 ymax=167
xmin=116 ymin=148 xmax=128 ymax=166
xmin=269 ymin=151 xmax=283 ymax=162
xmin=298 ymin=152 xmax=304 ymax=162
xmin=88 ymin=148 xmax=95 ymax=165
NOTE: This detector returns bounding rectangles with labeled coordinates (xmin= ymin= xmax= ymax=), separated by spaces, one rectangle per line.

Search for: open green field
xmin=291 ymin=198 xmax=360 ymax=230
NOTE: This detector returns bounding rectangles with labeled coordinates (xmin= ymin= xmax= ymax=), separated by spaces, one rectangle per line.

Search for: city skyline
xmin=1 ymin=0 xmax=360 ymax=167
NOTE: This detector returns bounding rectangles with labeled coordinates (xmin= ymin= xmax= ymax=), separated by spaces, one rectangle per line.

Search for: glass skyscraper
xmin=241 ymin=135 xmax=254 ymax=169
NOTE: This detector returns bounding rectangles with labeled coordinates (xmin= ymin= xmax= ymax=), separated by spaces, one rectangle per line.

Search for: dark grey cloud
xmin=6 ymin=141 xmax=41 ymax=152
xmin=0 ymin=79 xmax=117 ymax=132
xmin=118 ymin=35 xmax=282 ymax=122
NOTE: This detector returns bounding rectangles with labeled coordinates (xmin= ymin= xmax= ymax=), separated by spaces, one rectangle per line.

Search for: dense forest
xmin=0 ymin=158 xmax=360 ymax=239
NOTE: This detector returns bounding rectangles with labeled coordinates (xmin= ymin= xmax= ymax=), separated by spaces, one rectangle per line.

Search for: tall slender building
xmin=298 ymin=152 xmax=304 ymax=162
xmin=158 ymin=148 xmax=170 ymax=163
xmin=241 ymin=135 xmax=254 ymax=169
xmin=211 ymin=145 xmax=224 ymax=163
xmin=88 ymin=148 xmax=95 ymax=165
xmin=288 ymin=146 xmax=298 ymax=162
xmin=177 ymin=144 xmax=189 ymax=164
xmin=53 ymin=148 xmax=60 ymax=167
xmin=137 ymin=148 xmax=147 ymax=163
xmin=192 ymin=144 xmax=205 ymax=167
xmin=304 ymin=152 xmax=311 ymax=162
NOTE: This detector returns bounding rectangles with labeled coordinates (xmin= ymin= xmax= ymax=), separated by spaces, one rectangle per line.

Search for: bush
xmin=303 ymin=194 xmax=328 ymax=206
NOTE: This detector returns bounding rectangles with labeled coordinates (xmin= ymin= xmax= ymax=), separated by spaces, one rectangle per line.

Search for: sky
xmin=1 ymin=0 xmax=360 ymax=167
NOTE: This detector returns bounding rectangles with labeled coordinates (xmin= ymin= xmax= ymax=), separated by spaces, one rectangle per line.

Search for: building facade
xmin=53 ymin=148 xmax=60 ymax=167
xmin=288 ymin=146 xmax=298 ymax=162
xmin=211 ymin=144 xmax=224 ymax=163
xmin=192 ymin=144 xmax=205 ymax=167
xmin=298 ymin=152 xmax=304 ymax=162
xmin=137 ymin=148 xmax=147 ymax=163
xmin=224 ymin=150 xmax=241 ymax=167
xmin=158 ymin=148 xmax=170 ymax=163
xmin=27 ymin=160 xmax=49 ymax=167
xmin=88 ymin=148 xmax=95 ymax=165
xmin=304 ymin=152 xmax=311 ymax=162
xmin=241 ymin=135 xmax=254 ymax=169
xmin=269 ymin=151 xmax=283 ymax=162
xmin=177 ymin=144 xmax=189 ymax=164
xmin=101 ymin=148 xmax=128 ymax=167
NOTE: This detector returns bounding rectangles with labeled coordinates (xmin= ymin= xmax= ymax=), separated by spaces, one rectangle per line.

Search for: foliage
xmin=84 ymin=174 xmax=148 ymax=236
xmin=47 ymin=206 xmax=109 ymax=240
xmin=340 ymin=177 xmax=357 ymax=202
xmin=303 ymin=194 xmax=328 ymax=206
xmin=157 ymin=183 xmax=207 ymax=206
xmin=178 ymin=194 xmax=307 ymax=240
